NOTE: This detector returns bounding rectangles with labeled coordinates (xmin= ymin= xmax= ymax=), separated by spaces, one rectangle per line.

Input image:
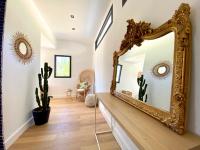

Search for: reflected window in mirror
xmin=116 ymin=32 xmax=175 ymax=111
xmin=116 ymin=64 xmax=122 ymax=83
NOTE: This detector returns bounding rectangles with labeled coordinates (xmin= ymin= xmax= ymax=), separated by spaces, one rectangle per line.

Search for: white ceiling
xmin=34 ymin=0 xmax=110 ymax=44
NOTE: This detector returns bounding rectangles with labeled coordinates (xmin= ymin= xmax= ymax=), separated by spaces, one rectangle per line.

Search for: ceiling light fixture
xmin=72 ymin=28 xmax=76 ymax=30
xmin=70 ymin=15 xmax=75 ymax=19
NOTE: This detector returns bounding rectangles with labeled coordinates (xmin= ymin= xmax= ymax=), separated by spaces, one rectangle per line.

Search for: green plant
xmin=137 ymin=74 xmax=148 ymax=102
xmin=35 ymin=62 xmax=53 ymax=111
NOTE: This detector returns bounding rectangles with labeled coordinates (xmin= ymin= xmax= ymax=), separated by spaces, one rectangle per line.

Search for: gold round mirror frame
xmin=12 ymin=32 xmax=33 ymax=64
xmin=152 ymin=63 xmax=170 ymax=78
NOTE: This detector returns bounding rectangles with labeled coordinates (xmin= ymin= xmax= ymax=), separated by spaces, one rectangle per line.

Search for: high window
xmin=95 ymin=5 xmax=113 ymax=50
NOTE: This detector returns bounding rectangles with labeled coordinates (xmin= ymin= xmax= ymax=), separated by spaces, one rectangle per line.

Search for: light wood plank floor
xmin=9 ymin=98 xmax=120 ymax=150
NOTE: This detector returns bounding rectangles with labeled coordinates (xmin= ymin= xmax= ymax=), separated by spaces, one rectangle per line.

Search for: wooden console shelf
xmin=96 ymin=93 xmax=200 ymax=150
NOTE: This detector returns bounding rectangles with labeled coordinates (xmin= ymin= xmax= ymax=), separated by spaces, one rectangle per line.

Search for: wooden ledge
xmin=96 ymin=93 xmax=200 ymax=150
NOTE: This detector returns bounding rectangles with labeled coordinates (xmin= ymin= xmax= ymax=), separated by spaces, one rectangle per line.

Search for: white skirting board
xmin=99 ymin=102 xmax=139 ymax=150
xmin=4 ymin=117 xmax=34 ymax=150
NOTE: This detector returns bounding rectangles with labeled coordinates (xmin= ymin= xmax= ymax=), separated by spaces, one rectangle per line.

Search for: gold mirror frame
xmin=110 ymin=3 xmax=192 ymax=134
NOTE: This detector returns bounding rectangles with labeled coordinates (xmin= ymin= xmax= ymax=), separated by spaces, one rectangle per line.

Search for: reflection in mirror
xmin=116 ymin=32 xmax=174 ymax=111
xmin=152 ymin=63 xmax=170 ymax=78
xmin=19 ymin=42 xmax=27 ymax=55
xmin=158 ymin=66 xmax=166 ymax=74
xmin=116 ymin=64 xmax=122 ymax=83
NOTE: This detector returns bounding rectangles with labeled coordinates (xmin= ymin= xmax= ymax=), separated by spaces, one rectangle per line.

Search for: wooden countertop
xmin=96 ymin=93 xmax=200 ymax=150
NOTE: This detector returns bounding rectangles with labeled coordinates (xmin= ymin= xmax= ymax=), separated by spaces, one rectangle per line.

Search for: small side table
xmin=66 ymin=89 xmax=72 ymax=98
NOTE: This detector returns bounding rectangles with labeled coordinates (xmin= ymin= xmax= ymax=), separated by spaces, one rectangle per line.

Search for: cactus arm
xmin=137 ymin=78 xmax=140 ymax=85
xmin=41 ymin=93 xmax=45 ymax=109
xmin=142 ymin=79 xmax=146 ymax=86
xmin=143 ymin=84 xmax=147 ymax=95
xmin=35 ymin=88 xmax=41 ymax=108
xmin=41 ymin=68 xmax=44 ymax=78
xmin=145 ymin=94 xmax=147 ymax=102
xmin=48 ymin=67 xmax=53 ymax=78
xmin=141 ymin=75 xmax=144 ymax=81
xmin=38 ymin=74 xmax=44 ymax=92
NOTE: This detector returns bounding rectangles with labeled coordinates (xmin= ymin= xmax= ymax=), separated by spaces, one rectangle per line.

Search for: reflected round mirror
xmin=158 ymin=66 xmax=166 ymax=74
xmin=153 ymin=63 xmax=170 ymax=77
xmin=19 ymin=42 xmax=27 ymax=55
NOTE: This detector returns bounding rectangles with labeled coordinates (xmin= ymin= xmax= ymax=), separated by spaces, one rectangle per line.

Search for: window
xmin=95 ymin=5 xmax=113 ymax=50
xmin=54 ymin=55 xmax=71 ymax=78
xmin=116 ymin=64 xmax=122 ymax=83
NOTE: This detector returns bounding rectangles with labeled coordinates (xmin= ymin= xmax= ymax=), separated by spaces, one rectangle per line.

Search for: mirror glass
xmin=19 ymin=42 xmax=27 ymax=55
xmin=116 ymin=32 xmax=174 ymax=111
xmin=158 ymin=66 xmax=166 ymax=74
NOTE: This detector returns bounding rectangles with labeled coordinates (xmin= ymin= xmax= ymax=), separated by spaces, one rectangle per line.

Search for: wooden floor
xmin=9 ymin=98 xmax=120 ymax=150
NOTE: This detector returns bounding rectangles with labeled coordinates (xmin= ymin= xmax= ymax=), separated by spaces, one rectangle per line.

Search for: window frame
xmin=122 ymin=0 xmax=127 ymax=7
xmin=54 ymin=55 xmax=72 ymax=78
xmin=95 ymin=5 xmax=113 ymax=50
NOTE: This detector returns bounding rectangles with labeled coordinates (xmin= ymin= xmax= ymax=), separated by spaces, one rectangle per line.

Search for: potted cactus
xmin=32 ymin=62 xmax=53 ymax=125
xmin=137 ymin=74 xmax=148 ymax=102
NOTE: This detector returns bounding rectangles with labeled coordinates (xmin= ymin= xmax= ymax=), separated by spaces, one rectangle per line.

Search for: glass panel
xmin=19 ymin=42 xmax=27 ymax=55
xmin=95 ymin=5 xmax=113 ymax=49
xmin=116 ymin=32 xmax=175 ymax=111
xmin=96 ymin=15 xmax=112 ymax=46
xmin=55 ymin=56 xmax=71 ymax=78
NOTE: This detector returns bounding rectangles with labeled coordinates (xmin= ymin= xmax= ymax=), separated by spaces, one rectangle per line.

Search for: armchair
xmin=76 ymin=69 xmax=94 ymax=101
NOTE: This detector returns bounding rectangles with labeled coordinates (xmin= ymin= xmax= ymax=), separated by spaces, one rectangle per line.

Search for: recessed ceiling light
xmin=72 ymin=28 xmax=76 ymax=30
xmin=70 ymin=15 xmax=75 ymax=19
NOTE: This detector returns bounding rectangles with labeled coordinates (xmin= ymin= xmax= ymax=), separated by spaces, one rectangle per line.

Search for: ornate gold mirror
xmin=110 ymin=3 xmax=191 ymax=134
xmin=12 ymin=32 xmax=33 ymax=64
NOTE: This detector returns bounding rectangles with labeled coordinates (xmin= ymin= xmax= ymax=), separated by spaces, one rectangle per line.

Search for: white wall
xmin=41 ymin=40 xmax=93 ymax=98
xmin=93 ymin=0 xmax=200 ymax=135
xmin=117 ymin=61 xmax=143 ymax=98
xmin=2 ymin=0 xmax=55 ymax=148
xmin=143 ymin=33 xmax=174 ymax=111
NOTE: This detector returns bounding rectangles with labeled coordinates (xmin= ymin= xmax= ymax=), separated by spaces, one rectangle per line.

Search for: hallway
xmin=9 ymin=99 xmax=120 ymax=150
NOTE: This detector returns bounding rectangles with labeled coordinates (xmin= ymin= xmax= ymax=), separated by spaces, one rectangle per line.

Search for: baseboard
xmin=4 ymin=117 xmax=34 ymax=149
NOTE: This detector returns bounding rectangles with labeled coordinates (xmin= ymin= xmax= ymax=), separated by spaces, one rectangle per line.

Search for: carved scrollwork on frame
xmin=110 ymin=3 xmax=191 ymax=134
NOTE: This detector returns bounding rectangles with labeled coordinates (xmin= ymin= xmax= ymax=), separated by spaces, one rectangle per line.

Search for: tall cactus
xmin=35 ymin=62 xmax=53 ymax=110
xmin=137 ymin=74 xmax=148 ymax=102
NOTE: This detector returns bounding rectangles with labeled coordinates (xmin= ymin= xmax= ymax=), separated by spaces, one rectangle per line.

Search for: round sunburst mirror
xmin=152 ymin=63 xmax=170 ymax=78
xmin=12 ymin=32 xmax=32 ymax=64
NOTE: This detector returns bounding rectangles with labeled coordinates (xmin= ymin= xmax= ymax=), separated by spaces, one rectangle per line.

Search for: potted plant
xmin=32 ymin=62 xmax=53 ymax=125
